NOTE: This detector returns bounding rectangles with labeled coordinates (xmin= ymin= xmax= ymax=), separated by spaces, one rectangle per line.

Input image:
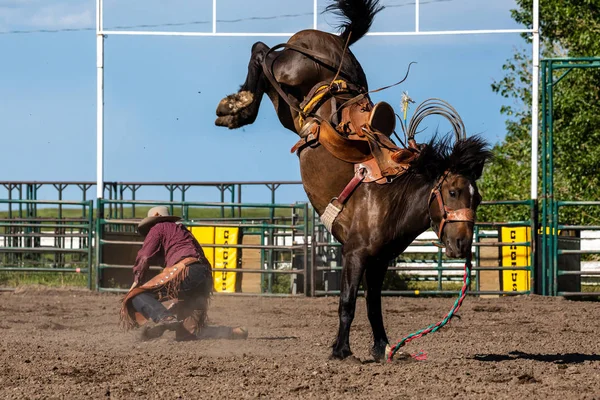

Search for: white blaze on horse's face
xmin=432 ymin=174 xmax=478 ymax=259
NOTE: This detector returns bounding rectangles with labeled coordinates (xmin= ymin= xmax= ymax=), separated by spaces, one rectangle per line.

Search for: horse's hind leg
xmin=365 ymin=265 xmax=389 ymax=362
xmin=331 ymin=248 xmax=367 ymax=360
xmin=215 ymin=42 xmax=269 ymax=129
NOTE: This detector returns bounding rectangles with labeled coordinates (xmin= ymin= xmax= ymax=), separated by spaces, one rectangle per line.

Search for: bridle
xmin=428 ymin=171 xmax=476 ymax=241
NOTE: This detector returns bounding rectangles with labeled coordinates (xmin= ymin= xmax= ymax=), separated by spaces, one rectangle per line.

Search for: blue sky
xmin=0 ymin=0 xmax=530 ymax=203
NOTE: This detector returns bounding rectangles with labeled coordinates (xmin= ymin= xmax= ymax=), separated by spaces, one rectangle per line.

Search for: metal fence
xmin=0 ymin=180 xmax=303 ymax=208
xmin=0 ymin=180 xmax=598 ymax=297
xmin=552 ymin=201 xmax=600 ymax=297
xmin=540 ymin=57 xmax=600 ymax=297
xmin=312 ymin=200 xmax=536 ymax=297
xmin=0 ymin=199 xmax=94 ymax=289
xmin=95 ymin=199 xmax=309 ymax=295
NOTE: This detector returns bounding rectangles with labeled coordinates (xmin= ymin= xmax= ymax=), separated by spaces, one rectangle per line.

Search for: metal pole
xmin=437 ymin=245 xmax=442 ymax=290
xmin=313 ymin=0 xmax=318 ymax=30
xmin=95 ymin=198 xmax=102 ymax=291
xmin=100 ymin=28 xmax=532 ymax=37
xmin=474 ymin=225 xmax=480 ymax=292
xmin=212 ymin=0 xmax=217 ymax=34
xmin=88 ymin=200 xmax=94 ymax=289
xmin=237 ymin=184 xmax=242 ymax=218
xmin=119 ymin=184 xmax=125 ymax=218
xmin=548 ymin=66 xmax=555 ymax=295
xmin=311 ymin=208 xmax=317 ymax=297
xmin=530 ymin=0 xmax=540 ymax=201
xmin=552 ymin=200 xmax=558 ymax=296
xmin=219 ymin=185 xmax=225 ymax=218
xmin=530 ymin=1 xmax=541 ymax=294
xmin=540 ymin=60 xmax=548 ymax=295
xmin=303 ymin=203 xmax=309 ymax=296
xmin=291 ymin=207 xmax=297 ymax=295
xmin=229 ymin=185 xmax=235 ymax=217
xmin=96 ymin=0 xmax=104 ymax=200
xmin=415 ymin=0 xmax=420 ymax=32
xmin=531 ymin=200 xmax=540 ymax=294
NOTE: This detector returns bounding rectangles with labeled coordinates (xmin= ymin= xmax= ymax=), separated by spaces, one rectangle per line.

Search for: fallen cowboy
xmin=119 ymin=206 xmax=248 ymax=341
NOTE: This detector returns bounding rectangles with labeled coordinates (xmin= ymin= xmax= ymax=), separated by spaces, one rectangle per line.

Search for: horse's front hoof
xmin=330 ymin=347 xmax=353 ymax=361
xmin=384 ymin=345 xmax=415 ymax=364
xmin=216 ymin=91 xmax=254 ymax=116
xmin=370 ymin=343 xmax=389 ymax=363
xmin=348 ymin=355 xmax=363 ymax=364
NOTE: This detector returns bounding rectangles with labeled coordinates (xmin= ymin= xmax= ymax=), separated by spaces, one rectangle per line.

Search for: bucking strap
xmin=320 ymin=168 xmax=366 ymax=233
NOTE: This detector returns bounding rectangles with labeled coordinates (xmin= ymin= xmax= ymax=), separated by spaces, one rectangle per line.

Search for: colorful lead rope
xmin=387 ymin=257 xmax=472 ymax=363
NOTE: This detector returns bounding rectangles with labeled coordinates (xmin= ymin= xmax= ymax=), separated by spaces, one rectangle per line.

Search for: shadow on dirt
xmin=472 ymin=351 xmax=600 ymax=364
xmin=253 ymin=336 xmax=299 ymax=341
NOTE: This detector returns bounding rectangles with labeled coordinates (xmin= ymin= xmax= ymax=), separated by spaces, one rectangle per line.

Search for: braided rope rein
xmin=386 ymin=257 xmax=472 ymax=363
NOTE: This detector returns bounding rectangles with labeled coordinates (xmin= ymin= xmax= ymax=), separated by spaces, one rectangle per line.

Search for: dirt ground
xmin=0 ymin=288 xmax=599 ymax=400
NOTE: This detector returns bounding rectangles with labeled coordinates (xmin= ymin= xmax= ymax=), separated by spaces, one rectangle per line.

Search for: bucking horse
xmin=215 ymin=0 xmax=493 ymax=362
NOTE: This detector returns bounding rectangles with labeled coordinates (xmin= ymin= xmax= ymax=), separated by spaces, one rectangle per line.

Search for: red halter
xmin=428 ymin=172 xmax=476 ymax=240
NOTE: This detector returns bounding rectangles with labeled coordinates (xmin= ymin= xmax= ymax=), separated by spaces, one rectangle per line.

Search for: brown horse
xmin=215 ymin=0 xmax=493 ymax=361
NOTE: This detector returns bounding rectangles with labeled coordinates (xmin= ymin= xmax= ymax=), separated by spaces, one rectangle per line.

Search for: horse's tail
xmin=325 ymin=0 xmax=384 ymax=46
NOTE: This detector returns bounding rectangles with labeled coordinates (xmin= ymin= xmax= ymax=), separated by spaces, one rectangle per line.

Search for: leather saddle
xmin=292 ymin=87 xmax=420 ymax=184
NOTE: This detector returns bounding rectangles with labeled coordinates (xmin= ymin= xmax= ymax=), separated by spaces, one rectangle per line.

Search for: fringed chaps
xmin=119 ymin=257 xmax=200 ymax=330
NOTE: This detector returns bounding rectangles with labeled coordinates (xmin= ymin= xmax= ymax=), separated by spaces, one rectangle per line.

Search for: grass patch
xmin=581 ymin=277 xmax=600 ymax=293
xmin=381 ymin=271 xmax=464 ymax=292
xmin=405 ymin=280 xmax=464 ymax=292
xmin=263 ymin=274 xmax=292 ymax=294
xmin=0 ymin=272 xmax=88 ymax=288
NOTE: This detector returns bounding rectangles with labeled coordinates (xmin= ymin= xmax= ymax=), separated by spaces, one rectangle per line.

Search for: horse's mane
xmin=385 ymin=135 xmax=493 ymax=235
xmin=406 ymin=134 xmax=493 ymax=183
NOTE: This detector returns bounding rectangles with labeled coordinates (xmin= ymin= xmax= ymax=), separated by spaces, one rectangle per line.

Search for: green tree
xmin=479 ymin=0 xmax=600 ymax=225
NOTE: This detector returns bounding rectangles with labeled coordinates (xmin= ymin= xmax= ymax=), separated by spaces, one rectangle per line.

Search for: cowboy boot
xmin=173 ymin=297 xmax=209 ymax=341
xmin=232 ymin=326 xmax=249 ymax=340
xmin=176 ymin=310 xmax=207 ymax=341
xmin=139 ymin=315 xmax=181 ymax=341
xmin=196 ymin=325 xmax=249 ymax=340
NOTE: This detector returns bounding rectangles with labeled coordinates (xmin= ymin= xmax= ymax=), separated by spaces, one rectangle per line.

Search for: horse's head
xmin=428 ymin=171 xmax=481 ymax=258
xmin=426 ymin=136 xmax=492 ymax=258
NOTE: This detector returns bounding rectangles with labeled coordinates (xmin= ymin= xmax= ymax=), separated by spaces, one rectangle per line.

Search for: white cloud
xmin=0 ymin=1 xmax=93 ymax=30
xmin=29 ymin=5 xmax=92 ymax=28
xmin=0 ymin=0 xmax=38 ymax=7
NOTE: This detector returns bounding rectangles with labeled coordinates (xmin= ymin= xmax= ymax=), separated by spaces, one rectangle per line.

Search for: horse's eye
xmin=449 ymin=190 xmax=456 ymax=198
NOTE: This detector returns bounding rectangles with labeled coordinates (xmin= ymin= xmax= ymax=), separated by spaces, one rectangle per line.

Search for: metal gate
xmin=540 ymin=57 xmax=600 ymax=297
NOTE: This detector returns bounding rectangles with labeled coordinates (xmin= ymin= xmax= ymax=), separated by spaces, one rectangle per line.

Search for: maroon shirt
xmin=132 ymin=221 xmax=208 ymax=281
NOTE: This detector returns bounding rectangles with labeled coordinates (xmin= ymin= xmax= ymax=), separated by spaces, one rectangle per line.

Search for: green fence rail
xmin=0 ymin=180 xmax=303 ymax=219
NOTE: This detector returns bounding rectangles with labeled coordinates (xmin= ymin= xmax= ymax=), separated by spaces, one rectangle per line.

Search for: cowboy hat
xmin=138 ymin=206 xmax=181 ymax=236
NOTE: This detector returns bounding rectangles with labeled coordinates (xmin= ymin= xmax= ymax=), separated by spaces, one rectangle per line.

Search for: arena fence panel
xmin=312 ymin=200 xmax=536 ymax=297
xmin=2 ymin=172 xmax=596 ymax=297
xmin=95 ymin=198 xmax=310 ymax=296
xmin=0 ymin=199 xmax=94 ymax=290
xmin=540 ymin=57 xmax=600 ymax=297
